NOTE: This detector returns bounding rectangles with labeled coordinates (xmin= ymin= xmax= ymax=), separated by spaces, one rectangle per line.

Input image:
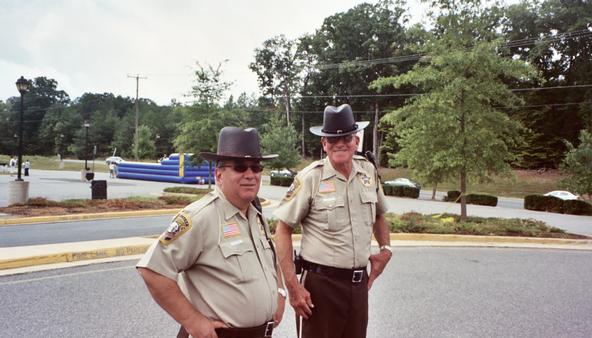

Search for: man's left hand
xmin=367 ymin=249 xmax=392 ymax=290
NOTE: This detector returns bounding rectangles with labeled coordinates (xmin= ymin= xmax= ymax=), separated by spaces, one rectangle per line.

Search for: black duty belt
xmin=301 ymin=259 xmax=367 ymax=283
xmin=215 ymin=320 xmax=274 ymax=338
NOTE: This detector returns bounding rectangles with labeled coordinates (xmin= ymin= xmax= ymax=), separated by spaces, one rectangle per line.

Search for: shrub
xmin=270 ymin=176 xmax=294 ymax=187
xmin=524 ymin=195 xmax=547 ymax=211
xmin=163 ymin=187 xmax=205 ymax=195
xmin=546 ymin=196 xmax=564 ymax=213
xmin=563 ymin=199 xmax=592 ymax=216
xmin=466 ymin=194 xmax=498 ymax=207
xmin=444 ymin=191 xmax=461 ymax=202
xmin=26 ymin=197 xmax=60 ymax=207
xmin=158 ymin=195 xmax=194 ymax=205
xmin=382 ymin=185 xmax=419 ymax=198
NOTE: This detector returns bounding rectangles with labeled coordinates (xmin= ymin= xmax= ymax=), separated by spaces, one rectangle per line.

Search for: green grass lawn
xmin=0 ymin=154 xmax=109 ymax=173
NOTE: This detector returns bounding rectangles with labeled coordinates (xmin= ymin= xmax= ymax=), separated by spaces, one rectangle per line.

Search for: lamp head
xmin=15 ymin=76 xmax=30 ymax=95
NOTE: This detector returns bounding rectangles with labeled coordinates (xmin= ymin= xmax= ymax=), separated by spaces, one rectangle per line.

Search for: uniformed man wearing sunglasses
xmin=137 ymin=127 xmax=286 ymax=338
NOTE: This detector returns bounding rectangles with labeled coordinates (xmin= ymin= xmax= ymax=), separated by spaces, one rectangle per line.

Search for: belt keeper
xmin=264 ymin=321 xmax=274 ymax=337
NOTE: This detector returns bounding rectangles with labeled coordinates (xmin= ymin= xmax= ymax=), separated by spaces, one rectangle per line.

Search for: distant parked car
xmin=384 ymin=178 xmax=421 ymax=190
xmin=270 ymin=169 xmax=294 ymax=177
xmin=105 ymin=156 xmax=124 ymax=165
xmin=543 ymin=190 xmax=580 ymax=200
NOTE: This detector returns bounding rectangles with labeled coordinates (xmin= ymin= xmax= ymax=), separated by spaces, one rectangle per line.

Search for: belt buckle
xmin=352 ymin=270 xmax=364 ymax=283
xmin=264 ymin=321 xmax=274 ymax=337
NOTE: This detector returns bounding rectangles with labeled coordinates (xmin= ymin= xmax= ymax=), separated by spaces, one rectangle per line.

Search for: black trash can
xmin=91 ymin=180 xmax=107 ymax=199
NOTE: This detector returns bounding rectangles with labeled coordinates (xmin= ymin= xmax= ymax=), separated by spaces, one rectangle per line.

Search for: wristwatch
xmin=277 ymin=287 xmax=287 ymax=299
xmin=379 ymin=245 xmax=392 ymax=254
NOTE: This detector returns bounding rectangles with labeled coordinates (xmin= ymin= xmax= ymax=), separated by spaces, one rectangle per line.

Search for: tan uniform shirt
xmin=273 ymin=155 xmax=387 ymax=269
xmin=137 ymin=188 xmax=278 ymax=328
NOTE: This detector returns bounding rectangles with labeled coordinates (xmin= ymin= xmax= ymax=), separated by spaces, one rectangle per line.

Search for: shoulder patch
xmin=283 ymin=177 xmax=302 ymax=201
xmin=159 ymin=211 xmax=192 ymax=245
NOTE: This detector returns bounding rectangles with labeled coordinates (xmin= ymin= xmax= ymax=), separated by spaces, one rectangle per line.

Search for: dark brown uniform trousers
xmin=301 ymin=270 xmax=369 ymax=338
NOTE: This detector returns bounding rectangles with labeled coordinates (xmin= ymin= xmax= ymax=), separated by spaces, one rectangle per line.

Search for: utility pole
xmin=127 ymin=74 xmax=147 ymax=160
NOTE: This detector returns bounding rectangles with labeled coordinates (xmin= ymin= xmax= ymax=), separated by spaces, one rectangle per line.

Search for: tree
xmin=371 ymin=0 xmax=540 ymax=220
xmin=560 ymin=129 xmax=592 ymax=200
xmin=175 ymin=62 xmax=247 ymax=160
xmin=250 ymin=35 xmax=303 ymax=124
xmin=260 ymin=114 xmax=301 ymax=171
xmin=502 ymin=0 xmax=592 ymax=168
xmin=5 ymin=77 xmax=70 ymax=155
xmin=135 ymin=125 xmax=156 ymax=159
xmin=188 ymin=61 xmax=233 ymax=108
xmin=296 ymin=0 xmax=409 ymax=158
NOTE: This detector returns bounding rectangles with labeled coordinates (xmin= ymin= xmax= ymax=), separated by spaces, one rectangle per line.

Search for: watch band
xmin=379 ymin=245 xmax=392 ymax=253
xmin=277 ymin=287 xmax=287 ymax=298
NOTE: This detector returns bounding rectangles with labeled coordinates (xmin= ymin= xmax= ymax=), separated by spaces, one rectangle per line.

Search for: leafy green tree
xmin=250 ymin=35 xmax=303 ymax=124
xmin=134 ymin=125 xmax=157 ymax=159
xmin=260 ymin=114 xmax=301 ymax=171
xmin=188 ymin=61 xmax=233 ymax=108
xmin=175 ymin=62 xmax=247 ymax=161
xmin=371 ymin=0 xmax=540 ymax=220
xmin=560 ymin=129 xmax=592 ymax=200
xmin=5 ymin=77 xmax=70 ymax=155
xmin=502 ymin=0 xmax=592 ymax=167
xmin=296 ymin=0 xmax=410 ymax=158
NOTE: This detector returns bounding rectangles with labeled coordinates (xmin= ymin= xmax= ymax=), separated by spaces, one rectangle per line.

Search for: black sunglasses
xmin=326 ymin=134 xmax=354 ymax=144
xmin=219 ymin=163 xmax=264 ymax=173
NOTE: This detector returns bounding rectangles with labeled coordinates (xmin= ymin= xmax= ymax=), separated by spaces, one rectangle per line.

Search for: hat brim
xmin=309 ymin=121 xmax=370 ymax=137
xmin=199 ymin=153 xmax=279 ymax=161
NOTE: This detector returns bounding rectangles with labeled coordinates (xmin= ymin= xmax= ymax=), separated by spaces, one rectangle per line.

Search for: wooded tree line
xmin=1 ymin=0 xmax=590 ymax=175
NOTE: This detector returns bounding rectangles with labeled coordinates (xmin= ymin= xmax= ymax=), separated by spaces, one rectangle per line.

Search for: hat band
xmin=321 ymin=123 xmax=358 ymax=135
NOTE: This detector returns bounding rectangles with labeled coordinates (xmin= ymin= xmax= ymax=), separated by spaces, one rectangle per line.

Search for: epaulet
xmin=298 ymin=159 xmax=324 ymax=176
xmin=184 ymin=190 xmax=219 ymax=215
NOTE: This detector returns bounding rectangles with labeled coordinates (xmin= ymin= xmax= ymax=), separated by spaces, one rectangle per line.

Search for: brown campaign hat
xmin=309 ymin=104 xmax=369 ymax=137
xmin=200 ymin=127 xmax=278 ymax=161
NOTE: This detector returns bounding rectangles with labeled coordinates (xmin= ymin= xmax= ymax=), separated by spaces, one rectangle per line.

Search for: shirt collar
xmin=214 ymin=186 xmax=259 ymax=221
xmin=321 ymin=157 xmax=368 ymax=180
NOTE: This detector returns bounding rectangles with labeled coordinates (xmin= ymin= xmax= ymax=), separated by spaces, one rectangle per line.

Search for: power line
xmin=290 ymin=83 xmax=592 ymax=99
xmin=315 ymin=28 xmax=592 ymax=70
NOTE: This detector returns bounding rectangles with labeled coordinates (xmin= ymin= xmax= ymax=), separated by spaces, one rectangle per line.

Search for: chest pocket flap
xmin=218 ymin=240 xmax=255 ymax=283
xmin=360 ymin=190 xmax=377 ymax=224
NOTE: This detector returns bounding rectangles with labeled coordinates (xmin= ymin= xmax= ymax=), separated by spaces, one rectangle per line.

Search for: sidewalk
xmin=1 ymin=233 xmax=591 ymax=276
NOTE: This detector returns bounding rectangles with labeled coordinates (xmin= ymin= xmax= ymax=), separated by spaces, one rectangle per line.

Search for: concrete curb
xmin=0 ymin=209 xmax=180 ymax=226
xmin=0 ymin=244 xmax=150 ymax=270
xmin=1 ymin=234 xmax=591 ymax=273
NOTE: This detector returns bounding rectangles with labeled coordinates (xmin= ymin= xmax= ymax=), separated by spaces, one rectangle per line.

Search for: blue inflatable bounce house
xmin=116 ymin=153 xmax=214 ymax=184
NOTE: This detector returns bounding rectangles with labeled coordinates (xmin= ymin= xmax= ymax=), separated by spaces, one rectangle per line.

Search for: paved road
xmin=1 ymin=247 xmax=590 ymax=337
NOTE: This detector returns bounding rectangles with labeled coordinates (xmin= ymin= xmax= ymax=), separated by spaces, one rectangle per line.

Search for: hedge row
xmin=524 ymin=195 xmax=592 ymax=215
xmin=382 ymin=185 xmax=420 ymax=199
xmin=443 ymin=191 xmax=498 ymax=207
xmin=270 ymin=176 xmax=294 ymax=187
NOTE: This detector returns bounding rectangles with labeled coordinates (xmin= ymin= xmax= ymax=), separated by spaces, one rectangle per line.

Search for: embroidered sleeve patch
xmin=283 ymin=177 xmax=301 ymax=201
xmin=159 ymin=211 xmax=192 ymax=245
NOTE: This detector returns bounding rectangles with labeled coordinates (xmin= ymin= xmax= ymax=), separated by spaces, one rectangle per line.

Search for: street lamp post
xmin=8 ymin=76 xmax=31 ymax=205
xmin=15 ymin=76 xmax=30 ymax=181
xmin=84 ymin=122 xmax=90 ymax=170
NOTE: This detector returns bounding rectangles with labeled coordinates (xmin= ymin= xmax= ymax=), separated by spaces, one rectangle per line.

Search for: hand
xmin=273 ymin=295 xmax=286 ymax=327
xmin=287 ymin=282 xmax=314 ymax=319
xmin=184 ymin=315 xmax=227 ymax=338
xmin=367 ymin=249 xmax=392 ymax=290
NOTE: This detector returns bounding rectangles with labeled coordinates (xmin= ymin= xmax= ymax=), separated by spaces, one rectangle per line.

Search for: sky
xmin=0 ymin=0 xmax=433 ymax=105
